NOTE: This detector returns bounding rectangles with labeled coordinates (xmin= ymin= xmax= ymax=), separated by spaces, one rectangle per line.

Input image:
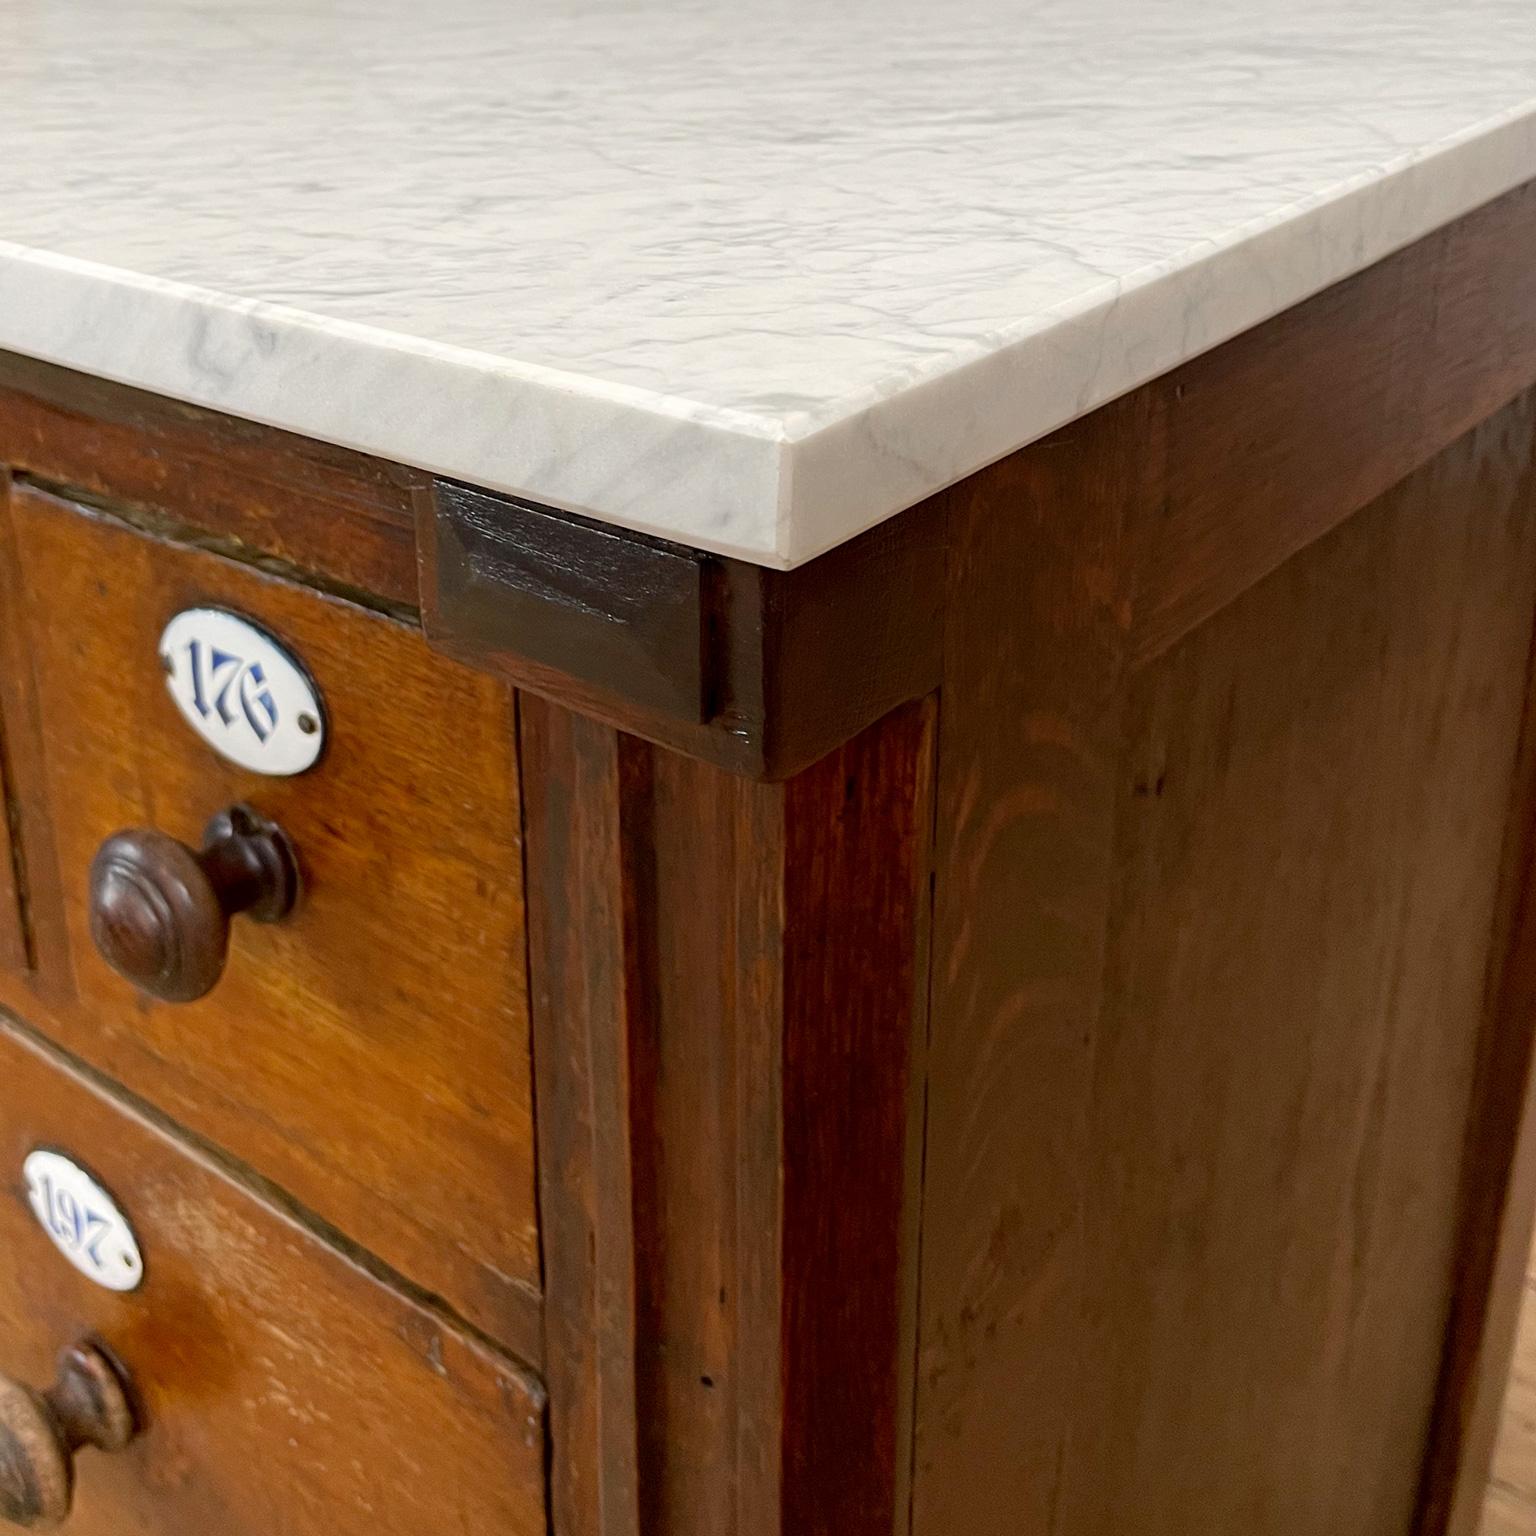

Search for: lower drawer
xmin=0 ymin=1021 xmax=546 ymax=1536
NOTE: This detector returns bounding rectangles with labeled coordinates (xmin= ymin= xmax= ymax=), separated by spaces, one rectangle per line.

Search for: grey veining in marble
xmin=2 ymin=0 xmax=1535 ymax=564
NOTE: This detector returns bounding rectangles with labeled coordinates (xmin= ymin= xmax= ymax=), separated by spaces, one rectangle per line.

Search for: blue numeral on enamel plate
xmin=24 ymin=1149 xmax=144 ymax=1292
xmin=183 ymin=639 xmax=280 ymax=741
xmin=159 ymin=608 xmax=324 ymax=777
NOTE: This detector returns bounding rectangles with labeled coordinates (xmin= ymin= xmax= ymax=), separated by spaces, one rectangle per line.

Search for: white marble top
xmin=3 ymin=0 xmax=1536 ymax=567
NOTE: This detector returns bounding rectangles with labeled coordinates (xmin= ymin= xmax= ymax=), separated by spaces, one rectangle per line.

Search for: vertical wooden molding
xmin=0 ymin=470 xmax=31 ymax=973
xmin=521 ymin=696 xmax=644 ymax=1536
xmin=1417 ymin=439 xmax=1536 ymax=1536
xmin=0 ymin=466 xmax=67 ymax=994
xmin=912 ymin=389 xmax=1160 ymax=1535
xmin=777 ymin=698 xmax=937 ymax=1536
xmin=523 ymin=693 xmax=936 ymax=1536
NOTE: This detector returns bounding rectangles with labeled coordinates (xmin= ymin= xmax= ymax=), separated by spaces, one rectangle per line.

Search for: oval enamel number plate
xmin=24 ymin=1150 xmax=144 ymax=1292
xmin=160 ymin=608 xmax=325 ymax=776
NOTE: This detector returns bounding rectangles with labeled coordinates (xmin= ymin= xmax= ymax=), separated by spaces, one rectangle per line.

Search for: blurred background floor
xmin=1483 ymin=1236 xmax=1536 ymax=1535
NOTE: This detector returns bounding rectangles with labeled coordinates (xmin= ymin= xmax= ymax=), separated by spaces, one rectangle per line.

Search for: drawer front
xmin=6 ymin=485 xmax=538 ymax=1350
xmin=0 ymin=1021 xmax=546 ymax=1536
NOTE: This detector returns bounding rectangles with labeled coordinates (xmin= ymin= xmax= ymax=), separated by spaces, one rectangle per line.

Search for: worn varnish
xmin=0 ymin=483 xmax=540 ymax=1360
xmin=915 ymin=389 xmax=1536 ymax=1535
xmin=522 ymin=694 xmax=936 ymax=1536
xmin=1422 ymin=409 xmax=1536 ymax=1533
xmin=912 ymin=387 xmax=1155 ymax=1535
xmin=0 ymin=1020 xmax=546 ymax=1536
xmin=1134 ymin=179 xmax=1536 ymax=664
xmin=1079 ymin=401 xmax=1536 ymax=1533
xmin=0 ymin=352 xmax=423 ymax=609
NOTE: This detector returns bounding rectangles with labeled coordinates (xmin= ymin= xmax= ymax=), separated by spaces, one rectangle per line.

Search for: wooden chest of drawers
xmin=0 ymin=185 xmax=1535 ymax=1536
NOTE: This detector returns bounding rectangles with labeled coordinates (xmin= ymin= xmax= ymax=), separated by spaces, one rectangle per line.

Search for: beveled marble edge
xmin=784 ymin=100 xmax=1536 ymax=565
xmin=3 ymin=98 xmax=1536 ymax=569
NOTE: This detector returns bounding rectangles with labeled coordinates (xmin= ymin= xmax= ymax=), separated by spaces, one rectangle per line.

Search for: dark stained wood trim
xmin=520 ymin=697 xmax=644 ymax=1536
xmin=522 ymin=692 xmax=936 ymax=1536
xmin=427 ymin=484 xmax=944 ymax=780
xmin=1417 ymin=434 xmax=1536 ymax=1536
xmin=777 ymin=696 xmax=937 ymax=1536
xmin=0 ymin=350 xmax=424 ymax=609
xmin=0 ymin=469 xmax=71 ymax=1007
xmin=1134 ymin=179 xmax=1536 ymax=667
xmin=428 ymin=483 xmax=717 ymax=720
xmin=0 ymin=468 xmax=32 ymax=974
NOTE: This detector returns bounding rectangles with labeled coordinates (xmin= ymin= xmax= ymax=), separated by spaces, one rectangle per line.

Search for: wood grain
xmin=0 ymin=1019 xmax=546 ymax=1536
xmin=914 ymin=386 xmax=1536 ymax=1536
xmin=522 ymin=694 xmax=936 ymax=1536
xmin=520 ymin=697 xmax=643 ymax=1536
xmin=913 ymin=388 xmax=1157 ymax=1534
xmin=1421 ymin=400 xmax=1536 ymax=1535
xmin=1063 ymin=397 xmax=1536 ymax=1535
xmin=0 ymin=470 xmax=68 ymax=1002
xmin=4 ymin=484 xmax=540 ymax=1359
xmin=427 ymin=483 xmax=715 ymax=719
xmin=0 ymin=486 xmax=29 ymax=977
xmin=428 ymin=484 xmax=944 ymax=781
xmin=1136 ymin=179 xmax=1536 ymax=666
xmin=0 ymin=734 xmax=26 ymax=973
xmin=0 ymin=352 xmax=423 ymax=609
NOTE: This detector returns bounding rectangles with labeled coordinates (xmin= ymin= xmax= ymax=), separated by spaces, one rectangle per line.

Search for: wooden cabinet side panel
xmin=1063 ymin=394 xmax=1536 ymax=1535
xmin=916 ymin=388 xmax=1536 ymax=1535
xmin=1422 ymin=429 xmax=1536 ymax=1533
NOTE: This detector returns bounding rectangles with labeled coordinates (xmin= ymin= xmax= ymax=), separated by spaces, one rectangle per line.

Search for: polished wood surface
xmin=522 ymin=694 xmax=936 ymax=1536
xmin=0 ymin=353 xmax=422 ymax=610
xmin=88 ymin=807 xmax=301 ymax=1004
xmin=1135 ymin=179 xmax=1536 ymax=664
xmin=913 ymin=386 xmax=1156 ymax=1535
xmin=1420 ymin=403 xmax=1536 ymax=1536
xmin=0 ymin=1021 xmax=546 ymax=1536
xmin=914 ymin=393 xmax=1536 ymax=1536
xmin=0 ymin=484 xmax=539 ymax=1358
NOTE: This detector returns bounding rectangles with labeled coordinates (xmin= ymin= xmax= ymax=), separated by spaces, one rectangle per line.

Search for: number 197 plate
xmin=24 ymin=1149 xmax=144 ymax=1292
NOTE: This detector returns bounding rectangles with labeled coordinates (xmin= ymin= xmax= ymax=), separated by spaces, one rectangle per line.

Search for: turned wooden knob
xmin=0 ymin=1341 xmax=137 ymax=1529
xmin=88 ymin=804 xmax=300 ymax=1002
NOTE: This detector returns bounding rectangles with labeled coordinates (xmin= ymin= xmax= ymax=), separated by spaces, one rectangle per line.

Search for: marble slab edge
xmin=2 ymin=97 xmax=1536 ymax=570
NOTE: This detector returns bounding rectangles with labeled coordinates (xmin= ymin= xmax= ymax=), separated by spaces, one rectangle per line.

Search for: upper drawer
xmin=3 ymin=484 xmax=539 ymax=1354
xmin=0 ymin=1020 xmax=546 ymax=1536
